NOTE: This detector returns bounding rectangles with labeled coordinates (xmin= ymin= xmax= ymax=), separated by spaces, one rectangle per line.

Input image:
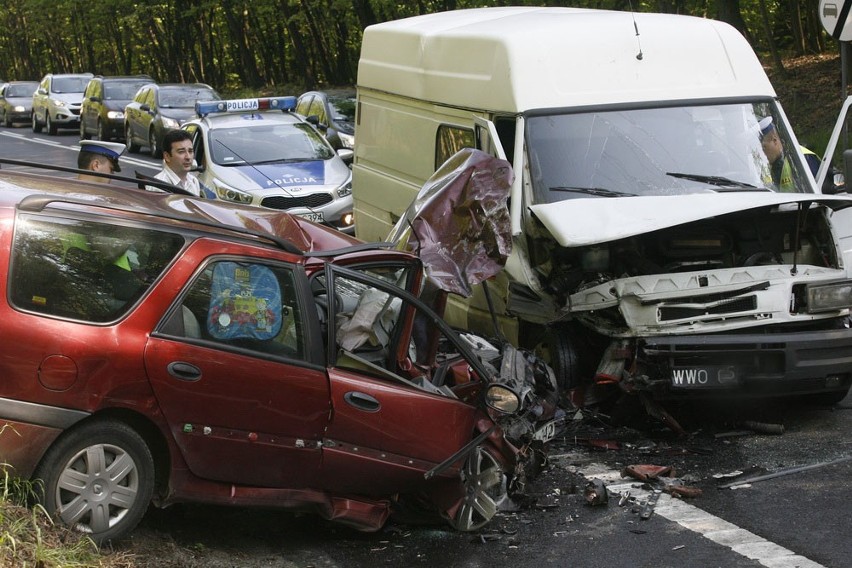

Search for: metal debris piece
xmin=583 ymin=479 xmax=609 ymax=506
xmin=718 ymin=455 xmax=852 ymax=489
xmin=639 ymin=490 xmax=661 ymax=520
xmin=622 ymin=464 xmax=673 ymax=482
xmin=712 ymin=470 xmax=744 ymax=479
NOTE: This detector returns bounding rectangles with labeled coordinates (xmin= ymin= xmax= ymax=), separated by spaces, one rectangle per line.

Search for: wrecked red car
xmin=0 ymin=159 xmax=559 ymax=543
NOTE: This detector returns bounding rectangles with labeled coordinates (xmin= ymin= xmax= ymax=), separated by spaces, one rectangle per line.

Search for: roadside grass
xmin=0 ymin=427 xmax=135 ymax=567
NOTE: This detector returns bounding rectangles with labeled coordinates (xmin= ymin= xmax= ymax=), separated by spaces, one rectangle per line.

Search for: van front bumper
xmin=637 ymin=325 xmax=852 ymax=398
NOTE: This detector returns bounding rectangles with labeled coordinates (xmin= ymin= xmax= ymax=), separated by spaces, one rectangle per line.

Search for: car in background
xmin=124 ymin=82 xmax=220 ymax=157
xmin=183 ymin=96 xmax=355 ymax=233
xmin=0 ymin=81 xmax=39 ymax=127
xmin=295 ymin=90 xmax=356 ymax=149
xmin=0 ymin=158 xmax=557 ymax=544
xmin=31 ymin=72 xmax=93 ymax=134
xmin=80 ymin=75 xmax=153 ymax=141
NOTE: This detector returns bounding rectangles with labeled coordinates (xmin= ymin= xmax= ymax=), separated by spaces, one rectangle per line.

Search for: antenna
xmin=628 ymin=0 xmax=643 ymax=60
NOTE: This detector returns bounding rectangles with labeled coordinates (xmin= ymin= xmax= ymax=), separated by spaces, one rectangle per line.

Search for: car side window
xmin=161 ymin=259 xmax=306 ymax=360
xmin=9 ymin=215 xmax=185 ymax=322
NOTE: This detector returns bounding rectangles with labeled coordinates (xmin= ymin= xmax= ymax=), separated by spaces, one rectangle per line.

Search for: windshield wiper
xmin=550 ymin=186 xmax=636 ymax=197
xmin=666 ymin=172 xmax=761 ymax=190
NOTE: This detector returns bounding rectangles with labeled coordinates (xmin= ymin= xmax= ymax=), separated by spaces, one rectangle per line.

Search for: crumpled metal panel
xmin=389 ymin=148 xmax=513 ymax=297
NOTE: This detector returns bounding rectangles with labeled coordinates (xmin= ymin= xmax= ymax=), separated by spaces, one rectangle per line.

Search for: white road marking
xmin=585 ymin=466 xmax=826 ymax=568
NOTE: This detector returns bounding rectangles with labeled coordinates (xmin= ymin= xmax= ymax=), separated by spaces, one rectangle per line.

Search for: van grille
xmin=659 ymin=296 xmax=757 ymax=321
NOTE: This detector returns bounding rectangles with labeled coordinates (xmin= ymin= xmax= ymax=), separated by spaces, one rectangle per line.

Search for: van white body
xmin=353 ymin=7 xmax=852 ymax=400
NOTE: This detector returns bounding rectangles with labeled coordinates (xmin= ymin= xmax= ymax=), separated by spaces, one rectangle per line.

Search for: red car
xmin=0 ymin=160 xmax=559 ymax=543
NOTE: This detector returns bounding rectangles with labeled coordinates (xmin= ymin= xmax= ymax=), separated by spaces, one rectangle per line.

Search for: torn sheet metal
xmin=388 ymin=148 xmax=513 ymax=297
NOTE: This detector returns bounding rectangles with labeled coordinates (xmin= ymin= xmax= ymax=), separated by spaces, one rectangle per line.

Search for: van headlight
xmin=806 ymin=281 xmax=852 ymax=313
xmin=213 ymin=180 xmax=253 ymax=204
xmin=338 ymin=132 xmax=355 ymax=149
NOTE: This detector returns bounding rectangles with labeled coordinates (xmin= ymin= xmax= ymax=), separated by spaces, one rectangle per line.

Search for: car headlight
xmin=13 ymin=105 xmax=25 ymax=112
xmin=806 ymin=281 xmax=852 ymax=313
xmin=484 ymin=384 xmax=520 ymax=415
xmin=336 ymin=179 xmax=352 ymax=198
xmin=161 ymin=116 xmax=180 ymax=129
xmin=107 ymin=110 xmax=124 ymax=120
xmin=213 ymin=180 xmax=253 ymax=204
xmin=51 ymin=99 xmax=66 ymax=108
xmin=338 ymin=132 xmax=355 ymax=149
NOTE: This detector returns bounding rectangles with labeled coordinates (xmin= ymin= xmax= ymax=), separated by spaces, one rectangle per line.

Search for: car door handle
xmin=167 ymin=361 xmax=202 ymax=382
xmin=343 ymin=391 xmax=380 ymax=413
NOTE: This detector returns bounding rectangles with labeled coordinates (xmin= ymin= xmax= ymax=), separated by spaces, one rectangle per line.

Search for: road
xmin=2 ymin=124 xmax=851 ymax=568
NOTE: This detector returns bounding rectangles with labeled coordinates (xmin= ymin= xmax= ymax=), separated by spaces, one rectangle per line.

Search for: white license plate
xmin=298 ymin=211 xmax=324 ymax=223
xmin=670 ymin=366 xmax=737 ymax=388
xmin=532 ymin=418 xmax=560 ymax=442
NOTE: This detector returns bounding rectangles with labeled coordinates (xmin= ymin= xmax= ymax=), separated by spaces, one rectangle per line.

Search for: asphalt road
xmin=3 ymin=124 xmax=851 ymax=568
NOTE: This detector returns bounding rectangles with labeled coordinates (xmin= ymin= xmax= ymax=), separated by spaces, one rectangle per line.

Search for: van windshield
xmin=526 ymin=101 xmax=814 ymax=204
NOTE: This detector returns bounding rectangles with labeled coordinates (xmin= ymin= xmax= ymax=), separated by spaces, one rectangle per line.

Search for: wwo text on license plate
xmin=671 ymin=366 xmax=738 ymax=389
xmin=298 ymin=212 xmax=324 ymax=223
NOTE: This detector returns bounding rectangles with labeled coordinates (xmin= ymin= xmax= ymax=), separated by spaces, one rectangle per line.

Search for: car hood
xmin=388 ymin=148 xmax=513 ymax=297
xmin=213 ymin=160 xmax=348 ymax=193
xmin=106 ymin=99 xmax=132 ymax=111
xmin=529 ymin=192 xmax=852 ymax=248
xmin=51 ymin=92 xmax=84 ymax=104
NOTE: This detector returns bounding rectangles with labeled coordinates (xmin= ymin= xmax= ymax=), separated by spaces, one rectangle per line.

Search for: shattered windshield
xmin=526 ymin=101 xmax=814 ymax=204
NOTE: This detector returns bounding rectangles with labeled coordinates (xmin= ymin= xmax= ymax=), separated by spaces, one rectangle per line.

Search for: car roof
xmin=5 ymin=80 xmax=38 ymax=86
xmin=0 ymin=166 xmax=371 ymax=257
xmin=196 ymin=109 xmax=305 ymax=130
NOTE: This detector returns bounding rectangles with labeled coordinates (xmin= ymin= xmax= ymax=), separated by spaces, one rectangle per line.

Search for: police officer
xmin=759 ymin=117 xmax=794 ymax=192
xmin=77 ymin=140 xmax=126 ymax=183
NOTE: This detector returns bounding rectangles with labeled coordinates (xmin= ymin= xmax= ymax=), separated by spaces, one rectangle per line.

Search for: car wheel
xmin=149 ymin=128 xmax=160 ymax=158
xmin=33 ymin=419 xmax=155 ymax=545
xmin=97 ymin=119 xmax=107 ymax=141
xmin=126 ymin=125 xmax=140 ymax=153
xmin=46 ymin=113 xmax=57 ymax=135
xmin=446 ymin=446 xmax=507 ymax=532
xmin=32 ymin=111 xmax=42 ymax=133
xmin=80 ymin=120 xmax=90 ymax=140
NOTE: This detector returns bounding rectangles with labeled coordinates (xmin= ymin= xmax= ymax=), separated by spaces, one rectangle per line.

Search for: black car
xmin=0 ymin=81 xmax=39 ymax=127
xmin=124 ymin=83 xmax=220 ymax=157
xmin=295 ymin=90 xmax=356 ymax=150
xmin=80 ymin=75 xmax=153 ymax=142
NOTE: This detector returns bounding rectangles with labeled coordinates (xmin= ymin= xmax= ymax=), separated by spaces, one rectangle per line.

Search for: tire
xmin=149 ymin=128 xmax=160 ymax=158
xmin=534 ymin=327 xmax=586 ymax=392
xmin=126 ymin=125 xmax=140 ymax=153
xmin=446 ymin=446 xmax=507 ymax=532
xmin=80 ymin=119 xmax=90 ymax=140
xmin=32 ymin=111 xmax=42 ymax=133
xmin=33 ymin=419 xmax=155 ymax=544
xmin=46 ymin=113 xmax=57 ymax=135
xmin=97 ymin=119 xmax=107 ymax=141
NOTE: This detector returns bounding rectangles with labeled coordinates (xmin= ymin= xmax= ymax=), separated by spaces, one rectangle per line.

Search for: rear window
xmin=9 ymin=216 xmax=185 ymax=322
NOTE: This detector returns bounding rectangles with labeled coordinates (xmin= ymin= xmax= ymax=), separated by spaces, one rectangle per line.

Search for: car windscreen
xmin=51 ymin=77 xmax=90 ymax=94
xmin=525 ymin=101 xmax=814 ymax=204
xmin=209 ymin=122 xmax=335 ymax=165
xmin=159 ymin=88 xmax=220 ymax=108
xmin=104 ymin=81 xmax=148 ymax=100
xmin=7 ymin=84 xmax=36 ymax=97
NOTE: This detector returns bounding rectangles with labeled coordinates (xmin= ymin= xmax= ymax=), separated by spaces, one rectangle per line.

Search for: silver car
xmin=32 ymin=73 xmax=93 ymax=135
xmin=0 ymin=81 xmax=38 ymax=127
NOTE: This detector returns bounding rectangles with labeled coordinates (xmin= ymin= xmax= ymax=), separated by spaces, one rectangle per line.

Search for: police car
xmin=182 ymin=96 xmax=354 ymax=233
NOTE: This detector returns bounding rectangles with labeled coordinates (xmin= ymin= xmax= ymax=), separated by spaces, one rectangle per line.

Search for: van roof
xmin=357 ymin=7 xmax=775 ymax=113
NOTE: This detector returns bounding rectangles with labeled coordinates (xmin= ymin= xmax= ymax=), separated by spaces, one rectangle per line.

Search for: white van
xmin=353 ymin=7 xmax=852 ymax=402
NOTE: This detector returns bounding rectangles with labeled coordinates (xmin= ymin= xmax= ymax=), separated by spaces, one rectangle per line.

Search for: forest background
xmin=0 ymin=0 xmax=847 ymax=152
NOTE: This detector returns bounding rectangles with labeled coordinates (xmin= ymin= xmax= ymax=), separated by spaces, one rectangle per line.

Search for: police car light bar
xmin=195 ymin=96 xmax=297 ymax=117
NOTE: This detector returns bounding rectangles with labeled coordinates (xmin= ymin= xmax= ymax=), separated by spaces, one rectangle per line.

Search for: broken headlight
xmin=484 ymin=384 xmax=520 ymax=415
xmin=806 ymin=280 xmax=852 ymax=313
